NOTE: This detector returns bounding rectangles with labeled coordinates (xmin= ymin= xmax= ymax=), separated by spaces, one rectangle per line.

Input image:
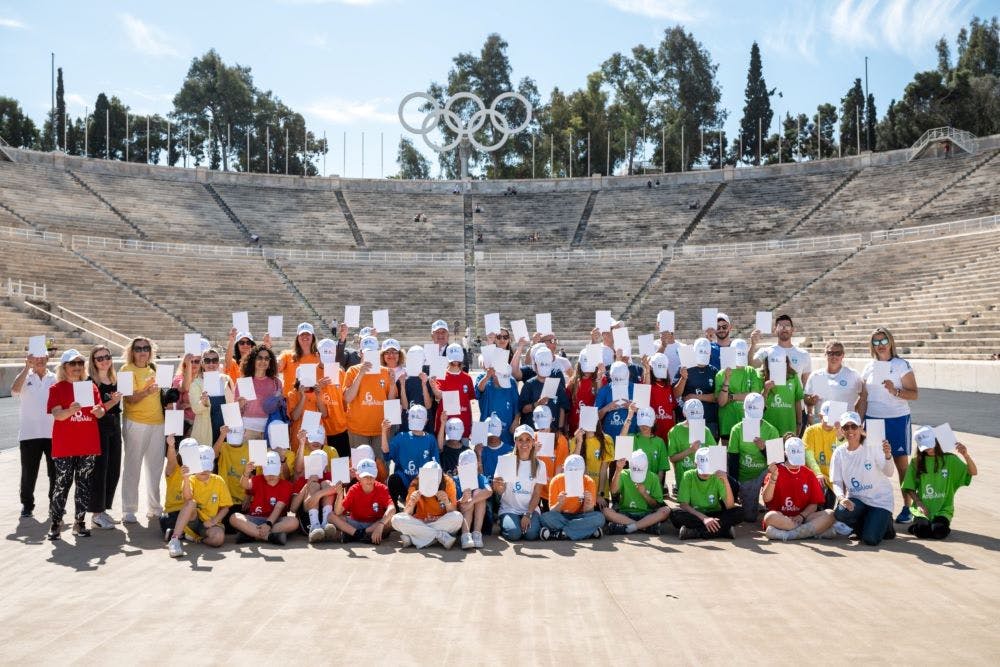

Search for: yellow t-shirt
xmin=121 ymin=363 xmax=164 ymax=425
xmin=295 ymin=444 xmax=338 ymax=478
xmin=189 ymin=474 xmax=233 ymax=522
xmin=582 ymin=433 xmax=614 ymax=496
xmin=343 ymin=365 xmax=393 ymax=436
xmin=217 ymin=443 xmax=249 ymax=503
xmin=803 ymin=423 xmax=840 ymax=484
xmin=164 ymin=465 xmax=186 ymax=513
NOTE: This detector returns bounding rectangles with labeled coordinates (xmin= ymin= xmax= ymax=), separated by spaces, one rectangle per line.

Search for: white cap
xmin=306 ymin=449 xmax=328 ymax=475
xmin=262 ymin=451 xmax=282 ymax=476
xmin=360 ymin=336 xmax=379 ymax=352
xmin=198 ymin=445 xmax=215 ymax=472
xmin=914 ymin=426 xmax=937 ymax=452
xmin=694 ymin=337 xmax=712 ymax=365
xmin=419 ymin=460 xmax=442 ymax=497
xmin=717 ymin=312 xmax=731 ymax=324
xmin=695 ymin=447 xmax=712 ymax=475
xmin=359 ymin=326 xmax=374 ymax=338
xmin=784 ymin=437 xmax=806 ymax=466
xmin=578 ymin=348 xmax=597 ymax=373
xmin=356 ymin=458 xmax=378 ymax=478
xmin=408 ymin=344 xmax=424 ymax=355
xmin=486 ymin=413 xmax=504 ymax=437
xmin=458 ymin=448 xmax=478 ymax=469
xmin=446 ymin=343 xmax=464 ymax=363
xmin=296 ymin=322 xmax=315 ymax=336
xmin=637 ymin=406 xmax=656 ymax=428
xmin=200 ymin=338 xmax=212 ymax=353
xmin=60 ymin=348 xmax=84 ymax=364
xmin=840 ymin=411 xmax=862 ymax=427
xmin=650 ymin=352 xmax=670 ymax=380
xmin=683 ymin=398 xmax=704 ymax=420
xmin=532 ymin=405 xmax=553 ymax=430
xmin=178 ymin=437 xmax=200 ymax=451
xmin=513 ymin=424 xmax=535 ymax=440
xmin=381 ymin=338 xmax=401 ymax=352
xmin=317 ymin=337 xmax=337 ymax=352
xmin=609 ymin=361 xmax=629 ymax=383
xmin=628 ymin=450 xmax=648 ymax=483
xmin=743 ymin=392 xmax=765 ymax=420
xmin=445 ymin=417 xmax=465 ymax=441
xmin=225 ymin=427 xmax=244 ymax=445
xmin=601 ymin=345 xmax=615 ymax=367
xmin=564 ymin=454 xmax=585 ymax=473
xmin=408 ymin=404 xmax=428 ymax=432
xmin=305 ymin=425 xmax=326 ymax=443
xmin=732 ymin=338 xmax=749 ymax=365
xmin=235 ymin=331 xmax=255 ymax=344
xmin=431 ymin=319 xmax=449 ymax=332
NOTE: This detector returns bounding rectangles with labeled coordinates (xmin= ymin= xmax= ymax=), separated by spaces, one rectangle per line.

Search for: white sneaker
xmin=765 ymin=525 xmax=792 ymax=541
xmin=308 ymin=525 xmax=326 ymax=543
xmin=92 ymin=513 xmax=115 ymax=530
xmin=460 ymin=532 xmax=475 ymax=549
xmin=833 ymin=521 xmax=854 ymax=536
xmin=323 ymin=524 xmax=338 ymax=541
xmin=437 ymin=531 xmax=457 ymax=550
xmin=819 ymin=526 xmax=838 ymax=539
xmin=471 ymin=531 xmax=484 ymax=548
xmin=399 ymin=534 xmax=413 ymax=548
xmin=167 ymin=537 xmax=185 ymax=558
xmin=122 ymin=513 xmax=138 ymax=524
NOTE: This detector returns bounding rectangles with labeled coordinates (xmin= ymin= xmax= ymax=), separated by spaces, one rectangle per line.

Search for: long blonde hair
xmin=124 ymin=337 xmax=157 ymax=369
xmin=87 ymin=345 xmax=117 ymax=384
xmin=868 ymin=327 xmax=899 ymax=359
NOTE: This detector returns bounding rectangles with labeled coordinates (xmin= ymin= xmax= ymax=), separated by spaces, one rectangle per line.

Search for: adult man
xmin=12 ymin=351 xmax=56 ymax=519
xmin=803 ymin=340 xmax=864 ymax=425
xmin=427 ymin=319 xmax=469 ymax=373
xmin=751 ymin=314 xmax=812 ymax=433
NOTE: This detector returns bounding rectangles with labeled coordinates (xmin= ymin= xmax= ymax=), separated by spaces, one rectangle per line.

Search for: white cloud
xmin=606 ymin=0 xmax=703 ymax=22
xmin=827 ymin=0 xmax=973 ymax=60
xmin=0 ymin=17 xmax=26 ymax=29
xmin=119 ymin=14 xmax=180 ymax=57
xmin=763 ymin=7 xmax=820 ymax=64
xmin=304 ymin=97 xmax=399 ymax=125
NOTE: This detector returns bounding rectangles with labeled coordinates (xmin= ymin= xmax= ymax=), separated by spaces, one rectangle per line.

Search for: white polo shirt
xmin=15 ymin=370 xmax=56 ymax=440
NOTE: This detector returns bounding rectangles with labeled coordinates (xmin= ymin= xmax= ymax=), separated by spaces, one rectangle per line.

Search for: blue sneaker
xmin=895 ymin=507 xmax=913 ymax=524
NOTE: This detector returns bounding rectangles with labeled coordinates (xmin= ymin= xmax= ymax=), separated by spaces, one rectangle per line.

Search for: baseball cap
xmin=695 ymin=448 xmax=712 ymax=475
xmin=317 ymin=338 xmax=337 ymax=352
xmin=381 ymin=338 xmax=401 ymax=352
xmin=486 ymin=413 xmax=504 ymax=438
xmin=609 ymin=361 xmax=629 ymax=383
xmin=445 ymin=417 xmax=465 ymax=441
xmin=235 ymin=331 xmax=255 ymax=344
xmin=717 ymin=313 xmax=731 ymax=324
xmin=458 ymin=448 xmax=478 ymax=470
xmin=693 ymin=337 xmax=712 ymax=365
xmin=650 ymin=352 xmax=669 ymax=380
xmin=178 ymin=437 xmax=199 ymax=451
xmin=408 ymin=404 xmax=428 ymax=431
xmin=296 ymin=322 xmax=315 ymax=336
xmin=60 ymin=348 xmax=84 ymax=364
xmin=628 ymin=450 xmax=649 ymax=483
xmin=360 ymin=336 xmax=379 ymax=352
xmin=262 ymin=451 xmax=282 ymax=477
xmin=354 ymin=444 xmax=376 ymax=462
xmin=305 ymin=425 xmax=326 ymax=443
xmin=418 ymin=460 xmax=442 ymax=497
xmin=683 ymin=398 xmax=704 ymax=420
xmin=784 ymin=437 xmax=806 ymax=466
xmin=532 ymin=405 xmax=553 ymax=430
xmin=636 ymin=406 xmax=656 ymax=428
xmin=225 ymin=426 xmax=244 ymax=445
xmin=445 ymin=343 xmax=464 ymax=363
xmin=743 ymin=392 xmax=765 ymax=421
xmin=513 ymin=424 xmax=536 ymax=440
xmin=840 ymin=411 xmax=862 ymax=427
xmin=914 ymin=426 xmax=937 ymax=452
xmin=563 ymin=454 xmax=585 ymax=473
xmin=359 ymin=326 xmax=374 ymax=338
xmin=578 ymin=347 xmax=597 ymax=373
xmin=356 ymin=458 xmax=378 ymax=479
xmin=431 ymin=319 xmax=449 ymax=332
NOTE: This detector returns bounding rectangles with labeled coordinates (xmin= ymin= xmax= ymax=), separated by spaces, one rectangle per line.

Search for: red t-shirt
xmin=47 ymin=381 xmax=101 ymax=458
xmin=341 ymin=480 xmax=392 ymax=523
xmin=650 ymin=380 xmax=677 ymax=440
xmin=248 ymin=475 xmax=293 ymax=517
xmin=763 ymin=465 xmax=825 ymax=517
xmin=434 ymin=371 xmax=475 ymax=436
xmin=567 ymin=375 xmax=601 ymax=433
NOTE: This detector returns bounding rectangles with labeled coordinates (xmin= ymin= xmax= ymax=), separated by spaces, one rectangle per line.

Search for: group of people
xmin=13 ymin=311 xmax=977 ymax=557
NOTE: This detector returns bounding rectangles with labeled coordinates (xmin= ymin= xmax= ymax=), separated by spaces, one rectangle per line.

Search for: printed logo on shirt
xmin=656 ymin=405 xmax=670 ymax=419
xmin=772 ymin=395 xmax=786 ymax=407
xmin=802 ymin=484 xmax=809 ymax=495
xmin=462 ymin=385 xmax=468 ymax=394
xmin=609 ymin=412 xmax=623 ymax=426
xmin=362 ymin=391 xmax=381 ymax=406
xmin=864 ymin=461 xmax=872 ymax=471
xmin=839 ymin=379 xmax=848 ymax=387
xmin=923 ymin=483 xmax=946 ymax=500
xmin=850 ymin=477 xmax=873 ymax=492
xmin=269 ymin=496 xmax=277 ymax=507
xmin=372 ymin=502 xmax=381 ymax=513
xmin=744 ymin=454 xmax=766 ymax=469
xmin=819 ymin=452 xmax=827 ymax=464
xmin=941 ymin=469 xmax=949 ymax=478
xmin=708 ymin=494 xmax=716 ymax=505
xmin=783 ymin=497 xmax=798 ymax=512
xmin=406 ymin=461 xmax=417 ymax=476
xmin=211 ymin=494 xmax=219 ymax=503
xmin=69 ymin=410 xmax=91 ymax=423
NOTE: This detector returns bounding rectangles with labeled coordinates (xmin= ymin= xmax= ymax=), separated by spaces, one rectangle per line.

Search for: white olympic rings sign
xmin=398 ymin=91 xmax=532 ymax=153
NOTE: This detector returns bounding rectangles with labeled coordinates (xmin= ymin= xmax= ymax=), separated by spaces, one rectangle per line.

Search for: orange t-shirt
xmin=343 ymin=365 xmax=393 ymax=436
xmin=225 ymin=359 xmax=242 ymax=384
xmin=548 ymin=473 xmax=597 ymax=514
xmin=286 ymin=387 xmax=323 ymax=439
xmin=536 ymin=432 xmax=570 ymax=501
xmin=406 ymin=475 xmax=457 ymax=521
xmin=278 ymin=350 xmax=319 ymax=394
xmin=319 ymin=378 xmax=348 ymax=436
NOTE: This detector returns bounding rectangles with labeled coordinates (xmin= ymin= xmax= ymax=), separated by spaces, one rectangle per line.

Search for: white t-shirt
xmin=754 ymin=344 xmax=812 ymax=378
xmin=861 ymin=357 xmax=913 ymax=419
xmin=829 ymin=443 xmax=895 ymax=512
xmin=499 ymin=458 xmax=547 ymax=515
xmin=805 ymin=367 xmax=863 ymax=416
xmin=15 ymin=370 xmax=56 ymax=440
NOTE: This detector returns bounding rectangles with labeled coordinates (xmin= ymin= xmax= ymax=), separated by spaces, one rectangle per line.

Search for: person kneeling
xmin=670 ymin=448 xmax=742 ymax=539
xmin=761 ymin=437 xmax=835 ymax=541
xmin=330 ymin=458 xmax=395 ymax=544
xmin=230 ymin=452 xmax=299 ymax=545
xmin=902 ymin=426 xmax=977 ymax=540
xmin=168 ymin=445 xmax=233 ymax=558
xmin=540 ymin=454 xmax=606 ymax=540
xmin=391 ymin=461 xmax=463 ymax=549
xmin=602 ymin=450 xmax=671 ymax=535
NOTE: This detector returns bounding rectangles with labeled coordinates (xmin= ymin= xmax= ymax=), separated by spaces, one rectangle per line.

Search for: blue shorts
xmin=868 ymin=414 xmax=911 ymax=457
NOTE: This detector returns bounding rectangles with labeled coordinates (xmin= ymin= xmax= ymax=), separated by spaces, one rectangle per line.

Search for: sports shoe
xmin=122 ymin=513 xmax=138 ymax=524
xmin=167 ymin=537 xmax=185 ymax=558
xmin=236 ymin=532 xmax=255 ymax=544
xmin=592 ymin=527 xmax=604 ymax=540
xmin=92 ymin=513 xmax=115 ymax=530
xmin=72 ymin=521 xmax=91 ymax=537
xmin=725 ymin=526 xmax=736 ymax=539
xmin=643 ymin=522 xmax=661 ymax=536
xmin=47 ymin=521 xmax=61 ymax=541
xmin=471 ymin=531 xmax=484 ymax=548
xmin=460 ymin=532 xmax=475 ymax=549
xmin=895 ymin=507 xmax=913 ymax=524
xmin=323 ymin=524 xmax=338 ymax=541
xmin=308 ymin=525 xmax=326 ymax=543
xmin=437 ymin=531 xmax=457 ymax=550
xmin=163 ymin=527 xmax=173 ymax=543
xmin=765 ymin=525 xmax=792 ymax=541
xmin=793 ymin=522 xmax=817 ymax=540
xmin=678 ymin=526 xmax=696 ymax=540
xmin=267 ymin=531 xmax=287 ymax=546
xmin=538 ymin=526 xmax=552 ymax=541
xmin=101 ymin=512 xmax=120 ymax=525
xmin=606 ymin=522 xmax=628 ymax=536
xmin=399 ymin=534 xmax=413 ymax=548
xmin=339 ymin=529 xmax=356 ymax=544
xmin=833 ymin=521 xmax=854 ymax=536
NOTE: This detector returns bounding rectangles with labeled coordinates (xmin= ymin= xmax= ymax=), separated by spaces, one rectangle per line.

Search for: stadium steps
xmin=264 ymin=257 xmax=324 ymax=329
xmin=334 ymin=190 xmax=367 ymax=247
xmin=570 ymin=190 xmax=599 ymax=248
xmin=675 ymin=182 xmax=726 ymax=246
xmin=0 ymin=201 xmax=40 ymax=231
xmin=893 ymin=148 xmax=1000 ymax=228
xmin=68 ymin=171 xmax=148 ymax=239
xmin=781 ymin=169 xmax=860 ymax=237
xmin=0 ymin=298 xmax=87 ymax=359
xmin=617 ymin=254 xmax=673 ymax=323
xmin=463 ymin=195 xmax=477 ymax=336
xmin=202 ymin=183 xmax=255 ymax=242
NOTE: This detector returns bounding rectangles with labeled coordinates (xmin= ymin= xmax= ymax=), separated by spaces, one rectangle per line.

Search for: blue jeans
xmin=540 ymin=510 xmax=606 ymax=540
xmin=499 ymin=512 xmax=541 ymax=540
xmin=835 ymin=498 xmax=893 ymax=546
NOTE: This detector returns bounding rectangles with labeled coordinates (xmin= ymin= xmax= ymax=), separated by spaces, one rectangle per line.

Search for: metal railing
xmin=676 ymin=233 xmax=863 ymax=259
xmin=18 ymin=300 xmax=126 ymax=352
xmin=910 ymin=127 xmax=977 ymax=159
xmin=870 ymin=213 xmax=1000 ymax=244
xmin=264 ymin=247 xmax=465 ymax=264
xmin=0 ymin=224 xmax=63 ymax=244
xmin=71 ymin=235 xmax=264 ymax=258
xmin=51 ymin=304 xmax=131 ymax=348
xmin=6 ymin=278 xmax=47 ymax=299
xmin=476 ymin=247 xmax=663 ymax=264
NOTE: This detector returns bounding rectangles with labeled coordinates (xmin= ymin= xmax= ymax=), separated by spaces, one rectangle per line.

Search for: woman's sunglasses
xmin=871 ymin=338 xmax=890 ymax=346
xmin=133 ymin=345 xmax=151 ymax=353
xmin=93 ymin=354 xmax=113 ymax=362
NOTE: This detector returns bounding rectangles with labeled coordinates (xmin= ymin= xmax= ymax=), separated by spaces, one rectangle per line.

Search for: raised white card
xmin=458 ymin=458 xmax=479 ymax=494
xmin=372 ymin=309 xmax=390 ymax=332
xmin=535 ymin=313 xmax=552 ymax=336
xmin=707 ymin=445 xmax=727 ymax=473
xmin=865 ymin=418 xmax=886 ymax=446
xmin=429 ymin=355 xmax=448 ymax=379
xmin=73 ymin=380 xmax=95 ymax=408
xmin=304 ymin=451 xmax=327 ymax=479
xmin=541 ymin=377 xmax=561 ymax=400
xmin=932 ymin=423 xmax=957 ymax=453
xmin=537 ymin=432 xmax=555 ymax=458
xmin=872 ymin=360 xmax=891 ymax=386
xmin=470 ymin=421 xmax=489 ymax=446
xmin=297 ymin=363 xmax=318 ymax=388
xmin=268 ymin=315 xmax=283 ymax=338
xmin=484 ymin=312 xmax=501 ymax=335
xmin=564 ymin=466 xmax=585 ymax=498
xmin=203 ymin=371 xmax=224 ymax=397
xmin=657 ymin=310 xmax=675 ymax=333
xmin=324 ymin=364 xmax=340 ymax=384
xmin=419 ymin=466 xmax=440 ymax=496
xmin=184 ymin=333 xmax=202 ymax=356
xmin=424 ymin=343 xmax=440 ymax=359
xmin=586 ymin=343 xmax=605 ymax=366
xmin=221 ymin=402 xmax=243 ymax=430
xmin=678 ymin=344 xmax=697 ymax=369
xmin=232 ymin=311 xmax=250 ymax=333
xmin=268 ymin=421 xmax=290 ymax=449
xmin=383 ymin=399 xmax=402 ymax=425
xmin=330 ymin=457 xmax=351 ymax=484
xmin=578 ymin=405 xmax=599 ymax=432
xmin=28 ymin=335 xmax=48 ymax=357
xmin=116 ymin=371 xmax=134 ymax=397
xmin=743 ymin=417 xmax=761 ymax=442
xmin=824 ymin=400 xmax=848 ymax=423
xmin=688 ymin=418 xmax=706 ymax=445
xmin=494 ymin=453 xmax=517 ymax=481
xmin=614 ymin=435 xmax=634 ymax=461
xmin=756 ymin=311 xmax=773 ymax=334
xmin=595 ymin=310 xmax=613 ymax=333
xmin=248 ymin=440 xmax=268 ymax=465
xmin=510 ymin=319 xmax=530 ymax=344
xmin=765 ymin=438 xmax=785 ymax=465
xmin=701 ymin=308 xmax=719 ymax=331
xmin=363 ymin=349 xmax=380 ymax=374
xmin=155 ymin=364 xmax=174 ymax=388
xmin=720 ymin=347 xmax=738 ymax=370
xmin=768 ymin=357 xmax=787 ymax=385
xmin=638 ymin=334 xmax=656 ymax=357
xmin=632 ymin=383 xmax=651 ymax=410
xmin=442 ymin=390 xmax=461 ymax=416
xmin=479 ymin=344 xmax=497 ymax=368
xmin=405 ymin=347 xmax=425 ymax=376
xmin=344 ymin=305 xmax=361 ymax=328
xmin=612 ymin=327 xmax=631 ymax=357
xmin=611 ymin=382 xmax=629 ymax=402
xmin=300 ymin=410 xmax=322 ymax=434
xmin=236 ymin=376 xmax=257 ymax=401
xmin=181 ymin=445 xmax=206 ymax=474
xmin=164 ymin=409 xmax=185 ymax=436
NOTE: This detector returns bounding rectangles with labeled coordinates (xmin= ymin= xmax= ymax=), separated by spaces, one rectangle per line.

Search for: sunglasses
xmin=66 ymin=359 xmax=85 ymax=367
xmin=202 ymin=358 xmax=220 ymax=364
xmin=825 ymin=351 xmax=844 ymax=357
xmin=190 ymin=359 xmax=201 ymax=364
xmin=93 ymin=354 xmax=113 ymax=362
xmin=133 ymin=345 xmax=151 ymax=353
xmin=871 ymin=338 xmax=890 ymax=346
xmin=841 ymin=423 xmax=860 ymax=430
xmin=238 ymin=340 xmax=254 ymax=346
xmin=496 ymin=334 xmax=510 ymax=340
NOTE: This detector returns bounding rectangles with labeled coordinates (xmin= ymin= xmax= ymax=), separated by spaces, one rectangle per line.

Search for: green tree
xmin=864 ymin=93 xmax=877 ymax=151
xmin=840 ymin=78 xmax=865 ymax=155
xmin=601 ymin=44 xmax=661 ymax=174
xmin=738 ymin=42 xmax=775 ymax=165
xmin=956 ymin=16 xmax=999 ymax=76
xmin=56 ymin=68 xmax=66 ymax=151
xmin=393 ymin=137 xmax=431 ymax=179
xmin=0 ymin=97 xmax=41 ymax=148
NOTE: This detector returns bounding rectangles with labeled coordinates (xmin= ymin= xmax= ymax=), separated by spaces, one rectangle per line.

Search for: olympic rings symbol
xmin=398 ymin=91 xmax=532 ymax=153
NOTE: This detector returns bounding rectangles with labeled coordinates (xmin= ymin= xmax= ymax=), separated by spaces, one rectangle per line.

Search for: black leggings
xmin=909 ymin=516 xmax=951 ymax=540
xmin=669 ymin=507 xmax=744 ymax=538
xmin=387 ymin=474 xmax=408 ymax=509
xmin=89 ymin=418 xmax=122 ymax=512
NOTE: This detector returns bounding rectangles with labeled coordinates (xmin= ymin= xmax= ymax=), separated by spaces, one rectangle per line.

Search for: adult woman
xmin=803 ymin=340 xmax=864 ymax=425
xmin=493 ymin=425 xmax=547 ymax=541
xmin=277 ymin=323 xmax=319 ymax=394
xmin=46 ymin=349 xmax=106 ymax=540
xmin=224 ymin=329 xmax=267 ymax=384
xmin=761 ymin=437 xmax=835 ymax=540
xmin=829 ymin=412 xmax=896 ymax=546
xmin=236 ymin=344 xmax=282 ymax=442
xmin=901 ymin=426 xmax=977 ymax=540
xmin=87 ymin=345 xmax=123 ymax=529
xmin=857 ymin=327 xmax=918 ymax=524
xmin=190 ymin=348 xmax=235 ymax=448
xmin=120 ymin=337 xmax=165 ymax=524
xmin=343 ymin=336 xmax=397 ymax=449
xmin=12 ymin=348 xmax=56 ymax=519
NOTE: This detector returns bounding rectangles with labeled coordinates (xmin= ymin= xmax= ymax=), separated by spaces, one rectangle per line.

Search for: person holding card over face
xmin=235 ymin=342 xmax=283 ymax=443
xmin=666 ymin=399 xmax=718 ymax=496
xmin=595 ymin=361 xmax=636 ymax=439
xmin=212 ymin=425 xmax=250 ymax=511
xmin=229 ymin=451 xmax=299 ymax=545
xmin=531 ymin=406 xmax=570 ymax=511
xmin=540 ymin=455 xmax=606 ymax=541
xmin=329 ymin=458 xmax=395 ymax=544
xmin=391 ymin=460 xmax=463 ymax=549
xmin=567 ymin=346 xmax=604 ymax=435
xmin=481 ymin=326 xmax=515 ymax=367
xmin=286 ymin=368 xmax=331 ymax=452
xmin=573 ymin=417 xmax=614 ymax=505
xmin=191 ymin=348 xmax=235 ymax=452
xmin=167 ymin=445 xmax=233 ymax=558
xmin=715 ymin=339 xmax=763 ymax=446
xmin=428 ymin=319 xmax=469 ymax=371
xmin=493 ymin=425 xmax=547 ymax=541
xmin=291 ymin=427 xmax=339 ymax=543
xmin=332 ymin=323 xmax=371 ymax=372
xmin=479 ymin=413 xmax=513 ymax=480
xmin=312 ymin=338 xmax=351 ymax=458
xmin=602 ymin=450 xmax=671 ymax=535
xmin=829 ymin=412 xmax=896 ymax=546
xmin=803 ymin=401 xmax=846 ymax=508
xmin=452 ymin=449 xmax=493 ymax=549
xmin=901 ymin=426 xmax=976 ymax=540
xmin=343 ymin=336 xmax=398 ymax=449
xmin=438 ymin=417 xmax=469 ymax=475
xmin=857 ymin=327 xmax=919 ymax=525
xmin=751 ymin=314 xmax=812 ymax=384
xmin=383 ymin=405 xmax=440 ymax=510
xmin=643 ymin=352 xmax=676 ymax=441
xmin=761 ymin=437 xmax=835 ymax=540
xmin=621 ymin=405 xmax=671 ymax=485
xmin=671 ymin=449 xmax=741 ymax=540
xmin=159 ymin=436 xmax=198 ymax=542
xmin=673 ymin=338 xmax=720 ymax=440
xmin=475 ymin=358 xmax=519 ymax=447
xmin=276 ymin=323 xmax=319 ymax=395
xmin=518 ymin=347 xmax=570 ymax=432
xmin=12 ymin=345 xmax=57 ymax=521
xmin=803 ymin=340 xmax=864 ymax=426
xmin=120 ymin=337 xmax=167 ymax=524
xmin=85 ymin=345 xmax=124 ymax=530
xmin=399 ymin=345 xmax=435 ymax=433
xmin=727 ymin=393 xmax=780 ymax=523
xmin=44 ymin=349 xmax=106 ymax=540
xmin=430 ymin=343 xmax=475 ymax=437
xmin=761 ymin=353 xmax=803 ymax=439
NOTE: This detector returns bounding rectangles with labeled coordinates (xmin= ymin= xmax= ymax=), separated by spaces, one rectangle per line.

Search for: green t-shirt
xmin=901 ymin=453 xmax=971 ymax=520
xmin=678 ymin=468 xmax=727 ymax=513
xmin=727 ymin=419 xmax=780 ymax=482
xmin=666 ymin=422 xmax=717 ymax=488
xmin=634 ymin=433 xmax=671 ymax=476
xmin=618 ymin=469 xmax=664 ymax=513
xmin=714 ymin=367 xmax=764 ymax=440
xmin=764 ymin=374 xmax=804 ymax=436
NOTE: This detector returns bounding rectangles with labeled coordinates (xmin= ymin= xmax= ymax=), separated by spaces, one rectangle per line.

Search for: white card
xmin=73 ymin=380 xmax=95 ymax=408
xmin=564 ymin=467 xmax=585 ymax=498
xmin=248 ymin=440 xmax=268 ymax=465
xmin=612 ymin=327 xmax=631 ymax=357
xmin=720 ymin=347 xmax=738 ymax=370
xmin=203 ymin=371 xmax=223 ymax=397
xmin=297 ymin=363 xmax=318 ymax=387
xmin=707 ymin=445 xmax=727 ymax=473
xmin=181 ymin=445 xmax=205 ymax=474
xmin=324 ymin=364 xmax=340 ymax=384
xmin=350 ymin=447 xmax=367 ymax=469
xmin=768 ymin=357 xmax=787 ymax=385
xmin=586 ymin=343 xmax=605 ymax=366
xmin=470 ymin=421 xmax=489 ymax=446
xmin=510 ymin=319 xmax=530 ymax=344
xmin=631 ymin=383 xmax=651 ymax=410
xmin=743 ymin=417 xmax=760 ymax=441
xmin=612 ymin=382 xmax=629 ymax=402
xmin=638 ymin=334 xmax=656 ymax=357
xmin=155 ymin=364 xmax=174 ymax=388
xmin=535 ymin=313 xmax=552 ymax=336
xmin=494 ymin=453 xmax=517 ymax=481
xmin=344 ymin=305 xmax=361 ymax=328
xmin=405 ymin=347 xmax=425 ymax=376
xmin=701 ymin=308 xmax=719 ymax=331
xmin=304 ymin=451 xmax=327 ymax=479
xmin=268 ymin=315 xmax=283 ymax=339
xmin=232 ymin=311 xmax=250 ymax=333
xmin=442 ymin=390 xmax=461 ymax=416
xmin=932 ymin=423 xmax=957 ymax=453
xmin=541 ymin=377 xmax=560 ymax=400
xmin=301 ymin=410 xmax=322 ymax=434
xmin=872 ymin=360 xmax=891 ymax=386
xmin=657 ymin=310 xmax=675 ymax=333
xmin=424 ymin=342 xmax=440 ymax=359
xmin=688 ymin=419 xmax=706 ymax=444
xmin=419 ymin=466 xmax=440 ymax=496
xmin=184 ymin=333 xmax=202 ymax=356
xmin=537 ymin=432 xmax=555 ymax=458
xmin=236 ymin=376 xmax=257 ymax=401
xmin=116 ymin=371 xmax=134 ymax=397
xmin=578 ymin=405 xmax=599 ymax=432
xmin=756 ymin=311 xmax=773 ymax=334
xmin=221 ymin=402 xmax=243 ymax=429
xmin=825 ymin=400 xmax=848 ymax=423
xmin=28 ymin=335 xmax=48 ymax=357
xmin=363 ymin=349 xmax=381 ymax=374
xmin=383 ymin=399 xmax=402 ymax=425
xmin=678 ymin=344 xmax=697 ymax=369
xmin=268 ymin=422 xmax=290 ymax=449
xmin=330 ymin=457 xmax=351 ymax=484
xmin=595 ymin=310 xmax=612 ymax=333
xmin=479 ymin=344 xmax=497 ymax=368
xmin=484 ymin=312 xmax=501 ymax=335
xmin=765 ymin=438 xmax=785 ymax=465
xmin=458 ymin=458 xmax=479 ymax=493
xmin=429 ymin=355 xmax=448 ymax=379
xmin=865 ymin=418 xmax=886 ymax=446
xmin=372 ymin=309 xmax=390 ymax=332
xmin=614 ymin=435 xmax=634 ymax=461
xmin=164 ymin=409 xmax=185 ymax=436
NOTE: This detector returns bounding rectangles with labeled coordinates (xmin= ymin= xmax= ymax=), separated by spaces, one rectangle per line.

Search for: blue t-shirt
xmin=595 ymin=382 xmax=639 ymax=438
xmin=453 ymin=472 xmax=490 ymax=497
xmin=673 ymin=364 xmax=720 ymax=425
xmin=384 ymin=431 xmax=439 ymax=487
xmin=475 ymin=374 xmax=519 ymax=445
xmin=480 ymin=442 xmax=514 ymax=480
xmin=518 ymin=375 xmax=569 ymax=430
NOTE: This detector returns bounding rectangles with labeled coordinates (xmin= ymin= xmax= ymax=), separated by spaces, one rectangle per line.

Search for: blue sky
xmin=0 ymin=0 xmax=989 ymax=177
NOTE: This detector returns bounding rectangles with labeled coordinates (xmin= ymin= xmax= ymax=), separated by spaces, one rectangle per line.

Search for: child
xmin=670 ymin=448 xmax=742 ymax=539
xmin=666 ymin=399 xmax=717 ymax=496
xmin=540 ymin=454 xmax=606 ymax=540
xmin=761 ymin=437 xmax=834 ymax=540
xmin=478 ymin=413 xmax=512 ymax=479
xmin=714 ymin=338 xmax=761 ymax=446
xmin=439 ymin=417 xmax=468 ymax=475
xmin=595 ymin=361 xmax=635 ymax=439
xmin=901 ymin=426 xmax=977 ymax=540
xmin=573 ymin=424 xmax=614 ymax=505
xmin=291 ymin=426 xmax=337 ymax=543
xmin=645 ymin=352 xmax=677 ymax=441
xmin=168 ymin=445 xmax=233 ymax=558
xmin=230 ymin=451 xmax=298 ymax=544
xmin=531 ymin=405 xmax=569 ymax=511
xmin=383 ymin=405 xmax=439 ymax=509
xmin=330 ymin=457 xmax=395 ymax=544
xmin=432 ymin=343 xmax=475 ymax=437
xmin=454 ymin=449 xmax=493 ymax=549
xmin=727 ymin=392 xmax=780 ymax=522
xmin=475 ymin=363 xmax=518 ymax=447
xmin=602 ymin=450 xmax=671 ymax=535
xmin=391 ymin=460 xmax=463 ymax=549
xmin=213 ymin=425 xmax=249 ymax=517
xmin=621 ymin=405 xmax=670 ymax=484
xmin=802 ymin=400 xmax=843 ymax=508
xmin=160 ymin=436 xmax=197 ymax=542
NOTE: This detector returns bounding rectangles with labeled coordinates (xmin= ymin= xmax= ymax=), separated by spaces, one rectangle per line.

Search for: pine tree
xmin=56 ymin=68 xmax=66 ymax=151
xmin=839 ymin=79 xmax=865 ymax=156
xmin=738 ymin=42 xmax=775 ymax=165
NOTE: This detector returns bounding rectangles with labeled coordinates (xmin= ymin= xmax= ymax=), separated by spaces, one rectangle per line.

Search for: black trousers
xmin=19 ymin=438 xmax=55 ymax=513
xmin=909 ymin=516 xmax=951 ymax=540
xmin=89 ymin=418 xmax=122 ymax=513
xmin=669 ymin=507 xmax=744 ymax=538
xmin=387 ymin=474 xmax=407 ymax=509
